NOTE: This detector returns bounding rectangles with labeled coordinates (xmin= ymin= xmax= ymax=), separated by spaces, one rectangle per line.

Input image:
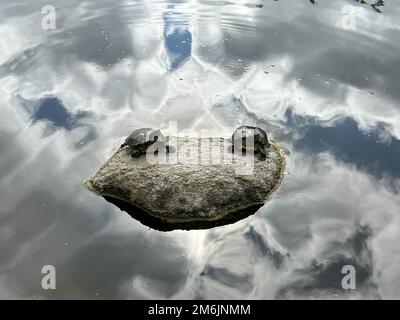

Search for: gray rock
xmin=84 ymin=136 xmax=285 ymax=231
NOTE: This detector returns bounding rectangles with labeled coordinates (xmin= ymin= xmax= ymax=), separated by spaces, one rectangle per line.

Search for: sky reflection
xmin=0 ymin=0 xmax=399 ymax=299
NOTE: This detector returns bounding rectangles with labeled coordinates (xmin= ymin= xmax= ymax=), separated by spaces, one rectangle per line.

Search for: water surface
xmin=0 ymin=0 xmax=400 ymax=299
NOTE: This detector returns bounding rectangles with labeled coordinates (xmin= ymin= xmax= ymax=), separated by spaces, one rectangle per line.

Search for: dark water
xmin=1 ymin=0 xmax=399 ymax=299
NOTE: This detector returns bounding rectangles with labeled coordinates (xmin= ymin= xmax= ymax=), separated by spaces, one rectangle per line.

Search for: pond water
xmin=0 ymin=0 xmax=399 ymax=299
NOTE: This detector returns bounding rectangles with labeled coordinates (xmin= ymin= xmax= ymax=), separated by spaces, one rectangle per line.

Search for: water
xmin=0 ymin=0 xmax=399 ymax=299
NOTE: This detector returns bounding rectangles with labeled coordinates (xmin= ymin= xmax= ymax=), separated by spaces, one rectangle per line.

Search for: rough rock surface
xmin=85 ymin=137 xmax=285 ymax=230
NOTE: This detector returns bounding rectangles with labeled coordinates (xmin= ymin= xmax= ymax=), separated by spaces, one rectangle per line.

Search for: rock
xmin=84 ymin=136 xmax=285 ymax=231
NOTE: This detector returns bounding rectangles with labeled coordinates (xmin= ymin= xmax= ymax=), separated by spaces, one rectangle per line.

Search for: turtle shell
xmin=231 ymin=126 xmax=270 ymax=149
xmin=125 ymin=128 xmax=165 ymax=151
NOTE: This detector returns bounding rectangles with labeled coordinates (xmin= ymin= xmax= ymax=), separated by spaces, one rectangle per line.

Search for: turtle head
xmin=231 ymin=126 xmax=270 ymax=151
xmin=148 ymin=129 xmax=163 ymax=143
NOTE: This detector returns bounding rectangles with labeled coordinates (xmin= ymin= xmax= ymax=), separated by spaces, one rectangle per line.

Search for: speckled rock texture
xmin=85 ymin=137 xmax=285 ymax=230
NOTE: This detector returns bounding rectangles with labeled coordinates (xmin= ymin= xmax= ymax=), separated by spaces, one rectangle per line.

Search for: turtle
xmin=230 ymin=126 xmax=270 ymax=161
xmin=121 ymin=128 xmax=173 ymax=158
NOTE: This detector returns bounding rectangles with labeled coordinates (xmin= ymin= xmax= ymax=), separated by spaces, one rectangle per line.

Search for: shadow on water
xmin=103 ymin=196 xmax=263 ymax=232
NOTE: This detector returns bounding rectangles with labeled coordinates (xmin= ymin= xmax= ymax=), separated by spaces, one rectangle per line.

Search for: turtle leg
xmin=229 ymin=145 xmax=247 ymax=155
xmin=166 ymin=145 xmax=175 ymax=154
xmin=256 ymin=149 xmax=267 ymax=161
xmin=227 ymin=144 xmax=236 ymax=154
xmin=131 ymin=149 xmax=142 ymax=158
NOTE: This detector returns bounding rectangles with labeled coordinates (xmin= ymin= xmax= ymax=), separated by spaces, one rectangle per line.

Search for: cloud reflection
xmin=0 ymin=0 xmax=399 ymax=299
